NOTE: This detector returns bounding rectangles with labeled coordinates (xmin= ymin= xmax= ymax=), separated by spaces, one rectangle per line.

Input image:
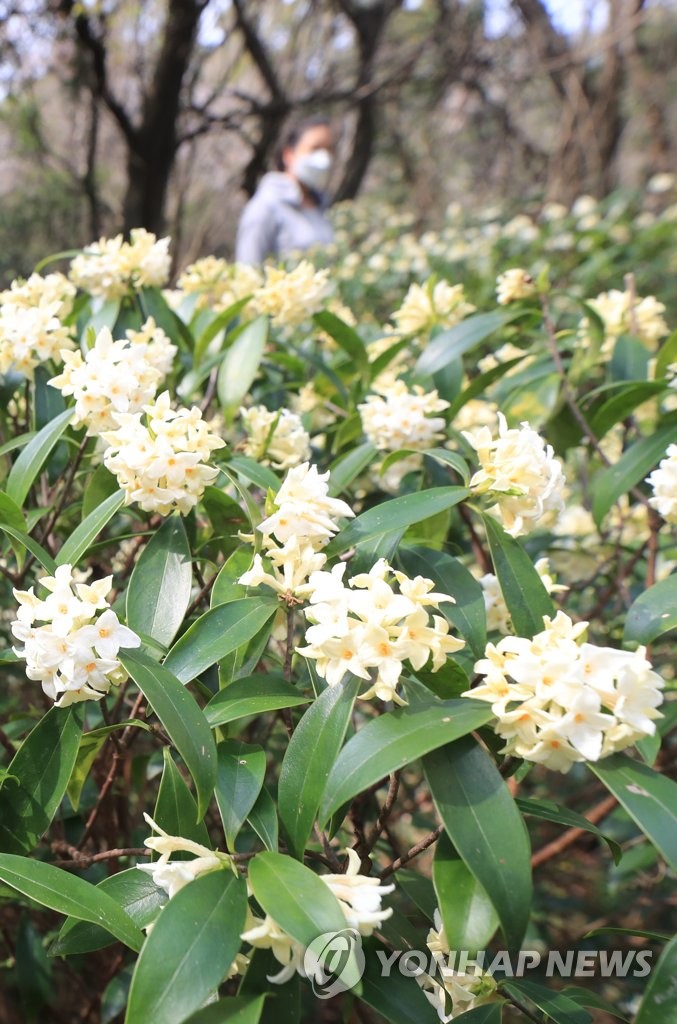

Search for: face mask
xmin=291 ymin=149 xmax=332 ymax=192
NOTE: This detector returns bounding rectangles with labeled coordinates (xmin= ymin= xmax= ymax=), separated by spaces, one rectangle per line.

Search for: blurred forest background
xmin=0 ymin=0 xmax=675 ymax=280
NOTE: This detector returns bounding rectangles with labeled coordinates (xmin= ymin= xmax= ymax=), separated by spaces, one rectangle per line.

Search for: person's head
xmin=277 ymin=116 xmax=334 ymax=193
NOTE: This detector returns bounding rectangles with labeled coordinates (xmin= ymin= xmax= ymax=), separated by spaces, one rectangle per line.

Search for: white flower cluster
xmin=240 ymin=405 xmax=311 ymax=470
xmin=581 ymin=287 xmax=669 ymax=355
xmin=464 ymin=413 xmax=565 ymax=537
xmin=137 ymin=813 xmax=232 ymax=900
xmin=242 ymin=849 xmax=394 ymax=984
xmin=418 ymin=909 xmax=497 ymax=1023
xmin=495 ymin=268 xmax=536 ymax=305
xmin=252 ymin=261 xmax=331 ymax=328
xmin=102 ymin=391 xmax=225 ymax=515
xmin=297 ymin=558 xmax=465 ymax=704
xmin=49 ymin=320 xmax=176 ymax=435
xmin=647 ymin=444 xmax=677 ymax=524
xmin=0 ymin=272 xmax=76 ymax=378
xmin=391 ymin=279 xmax=475 ymax=336
xmin=478 ymin=557 xmax=568 ymax=635
xmin=176 ymin=257 xmax=262 ymax=312
xmin=465 ymin=612 xmax=664 ymax=773
xmin=239 ymin=463 xmax=354 ymax=600
xmin=69 ymin=229 xmax=171 ymax=299
xmin=358 ymin=381 xmax=449 ymax=452
xmin=11 ymin=565 xmax=140 ymax=707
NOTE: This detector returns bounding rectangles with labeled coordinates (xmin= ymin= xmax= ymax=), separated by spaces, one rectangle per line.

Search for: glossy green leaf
xmin=321 ymin=698 xmax=492 ymax=823
xmin=328 ymin=486 xmax=470 ymax=558
xmin=205 ymin=674 xmax=310 ymax=728
xmin=0 ymin=706 xmax=82 ymax=854
xmin=56 ymin=489 xmax=125 ymax=566
xmin=424 ymin=735 xmax=532 ymax=951
xmin=138 ymin=286 xmax=195 ymax=352
xmin=279 ymin=678 xmax=360 ymax=858
xmin=359 ymin=940 xmax=440 ymax=1024
xmin=624 ymin=574 xmax=677 ymax=645
xmin=52 ymin=869 xmax=165 ymax=956
xmin=120 ymin=649 xmax=217 ymax=820
xmin=592 ymin=418 xmax=677 ymax=526
xmin=588 ymin=381 xmax=667 ymax=439
xmin=0 ymin=854 xmax=142 ymax=952
xmin=211 ymin=548 xmax=252 ymax=608
xmin=589 ymin=754 xmax=677 ymax=870
xmin=217 ymin=315 xmax=269 ymax=411
xmin=125 ymin=869 xmax=247 ymax=1024
xmin=0 ymin=490 xmax=26 ymax=532
xmin=415 ymin=309 xmax=527 ymax=377
xmin=516 ymin=796 xmax=621 ymax=863
xmin=633 ymin=935 xmax=677 ymax=1024
xmin=0 ymin=524 xmax=57 ymax=573
xmin=313 ymin=310 xmax=368 ymax=366
xmin=154 ymin=748 xmax=211 ymax=849
xmin=247 ymin=786 xmax=278 ymax=852
xmin=481 ymin=514 xmax=555 ymax=638
xmin=248 ymin=851 xmax=347 ymax=946
xmin=433 ymin=833 xmax=499 ymax=955
xmin=380 ymin=447 xmax=470 ymax=485
xmin=398 ymin=545 xmax=487 ymax=658
xmin=67 ymin=720 xmax=149 ymax=811
xmin=182 ymin=996 xmax=267 ymax=1024
xmin=194 ymin=297 xmax=252 ymax=365
xmin=126 ymin=516 xmax=193 ymax=647
xmin=6 ymin=408 xmax=73 ymax=506
xmin=563 ymin=987 xmax=630 ymax=1021
xmin=163 ymin=598 xmax=278 ymax=684
xmin=328 ymin=442 xmax=377 ymax=496
xmin=237 ymin=949 xmax=300 ymax=1023
xmin=215 ymin=741 xmax=266 ymax=850
xmin=226 ymin=455 xmax=281 ymax=493
xmin=502 ymin=979 xmax=591 ymax=1024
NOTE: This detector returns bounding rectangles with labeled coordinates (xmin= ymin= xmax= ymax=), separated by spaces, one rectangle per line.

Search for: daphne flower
xmin=240 ymin=405 xmax=311 ymax=470
xmin=647 ymin=444 xmax=677 ymax=524
xmin=136 ymin=814 xmax=231 ymax=900
xmin=252 ymin=261 xmax=331 ymax=328
xmin=391 ymin=279 xmax=475 ymax=336
xmin=496 ymin=268 xmax=536 ymax=305
xmin=419 ymin=910 xmax=498 ymax=1022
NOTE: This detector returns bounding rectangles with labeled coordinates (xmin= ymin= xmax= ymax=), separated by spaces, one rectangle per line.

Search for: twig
xmin=459 ymin=504 xmax=492 ymax=573
xmin=531 ymin=794 xmax=617 ymax=869
xmin=365 ymin=772 xmax=400 ymax=854
xmin=40 ymin=434 xmax=89 ymax=549
xmin=379 ymin=824 xmax=444 ymax=879
xmin=185 ymin=572 xmax=218 ymax=617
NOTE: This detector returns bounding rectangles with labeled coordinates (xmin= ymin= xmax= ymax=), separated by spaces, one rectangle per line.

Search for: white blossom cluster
xmin=464 ymin=413 xmax=566 ymax=537
xmin=580 ymin=287 xmax=669 ymax=355
xmin=358 ymin=381 xmax=449 ymax=452
xmin=49 ymin=320 xmax=176 ymax=435
xmin=239 ymin=462 xmax=354 ymax=600
xmin=647 ymin=444 xmax=677 ymax=524
xmin=478 ymin=557 xmax=568 ymax=635
xmin=0 ymin=272 xmax=76 ymax=378
xmin=240 ymin=405 xmax=311 ymax=470
xmin=102 ymin=391 xmax=225 ymax=515
xmin=418 ymin=909 xmax=498 ymax=1022
xmin=465 ymin=612 xmax=665 ymax=773
xmin=297 ymin=557 xmax=465 ymax=704
xmin=137 ymin=813 xmax=233 ymax=899
xmin=242 ymin=849 xmax=394 ymax=984
xmin=69 ymin=229 xmax=171 ymax=299
xmin=176 ymin=257 xmax=262 ymax=312
xmin=391 ymin=279 xmax=475 ymax=336
xmin=495 ymin=268 xmax=537 ymax=305
xmin=11 ymin=565 xmax=140 ymax=707
xmin=251 ymin=261 xmax=331 ymax=328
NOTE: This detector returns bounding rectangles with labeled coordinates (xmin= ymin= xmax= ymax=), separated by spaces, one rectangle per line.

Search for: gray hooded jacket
xmin=235 ymin=172 xmax=334 ymax=265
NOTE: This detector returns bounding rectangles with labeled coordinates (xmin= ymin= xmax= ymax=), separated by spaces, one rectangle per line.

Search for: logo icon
xmin=304 ymin=928 xmax=365 ymax=999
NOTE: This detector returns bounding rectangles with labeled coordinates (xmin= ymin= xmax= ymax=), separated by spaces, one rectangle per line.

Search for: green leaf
xmin=52 ymin=869 xmax=165 ymax=956
xmin=415 ymin=309 xmax=528 ymax=377
xmin=588 ymin=382 xmax=667 ymax=439
xmin=380 ymin=448 xmax=470 ymax=486
xmin=359 ymin=940 xmax=440 ymax=1024
xmin=0 ymin=524 xmax=57 ymax=573
xmin=67 ymin=720 xmax=149 ymax=811
xmin=502 ymin=979 xmax=591 ymax=1024
xmin=126 ymin=516 xmax=193 ymax=647
xmin=237 ymin=949 xmax=300 ymax=1023
xmin=655 ymin=328 xmax=677 ymax=380
xmin=0 ymin=490 xmax=26 ymax=532
xmin=138 ymin=286 xmax=195 ymax=352
xmin=226 ymin=455 xmax=281 ymax=493
xmin=624 ymin=574 xmax=677 ymax=645
xmin=589 ymin=754 xmax=677 ymax=870
xmin=628 ymin=936 xmax=677 ymax=1024
xmin=217 ymin=315 xmax=269 ymax=411
xmin=313 ymin=311 xmax=368 ymax=367
xmin=0 ymin=707 xmax=82 ymax=854
xmin=424 ymin=735 xmax=532 ymax=951
xmin=163 ymin=598 xmax=278 ymax=685
xmin=328 ymin=486 xmax=470 ymax=558
xmin=279 ymin=678 xmax=360 ymax=858
xmin=0 ymin=854 xmax=142 ymax=952
xmin=205 ymin=675 xmax=311 ymax=728
xmin=396 ymin=869 xmax=437 ymax=921
xmin=433 ymin=832 xmax=499 ymax=955
xmin=56 ymin=488 xmax=125 ymax=566
xmin=562 ymin=986 xmax=630 ymax=1021
xmin=211 ymin=548 xmax=252 ymax=608
xmin=481 ymin=514 xmax=555 ymax=638
xmin=82 ymin=463 xmax=119 ymax=517
xmin=398 ymin=546 xmax=487 ymax=658
xmin=154 ymin=748 xmax=211 ymax=849
xmin=6 ymin=408 xmax=73 ymax=506
xmin=328 ymin=442 xmax=377 ymax=496
xmin=516 ymin=797 xmax=621 ymax=864
xmin=182 ymin=996 xmax=267 ymax=1024
xmin=247 ymin=786 xmax=278 ymax=852
xmin=194 ymin=297 xmax=252 ymax=365
xmin=120 ymin=649 xmax=217 ymax=820
xmin=320 ymin=699 xmax=492 ymax=823
xmin=215 ymin=740 xmax=266 ymax=850
xmin=125 ymin=869 xmax=247 ymax=1024
xmin=248 ymin=851 xmax=347 ymax=947
xmin=592 ymin=418 xmax=677 ymax=527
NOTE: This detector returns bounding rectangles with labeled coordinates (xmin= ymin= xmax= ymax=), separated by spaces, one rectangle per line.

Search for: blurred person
xmin=235 ymin=117 xmax=335 ymax=265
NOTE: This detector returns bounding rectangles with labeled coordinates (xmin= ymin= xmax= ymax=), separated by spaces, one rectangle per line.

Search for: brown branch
xmin=379 ymin=824 xmax=444 ymax=879
xmin=531 ymin=794 xmax=617 ymax=869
